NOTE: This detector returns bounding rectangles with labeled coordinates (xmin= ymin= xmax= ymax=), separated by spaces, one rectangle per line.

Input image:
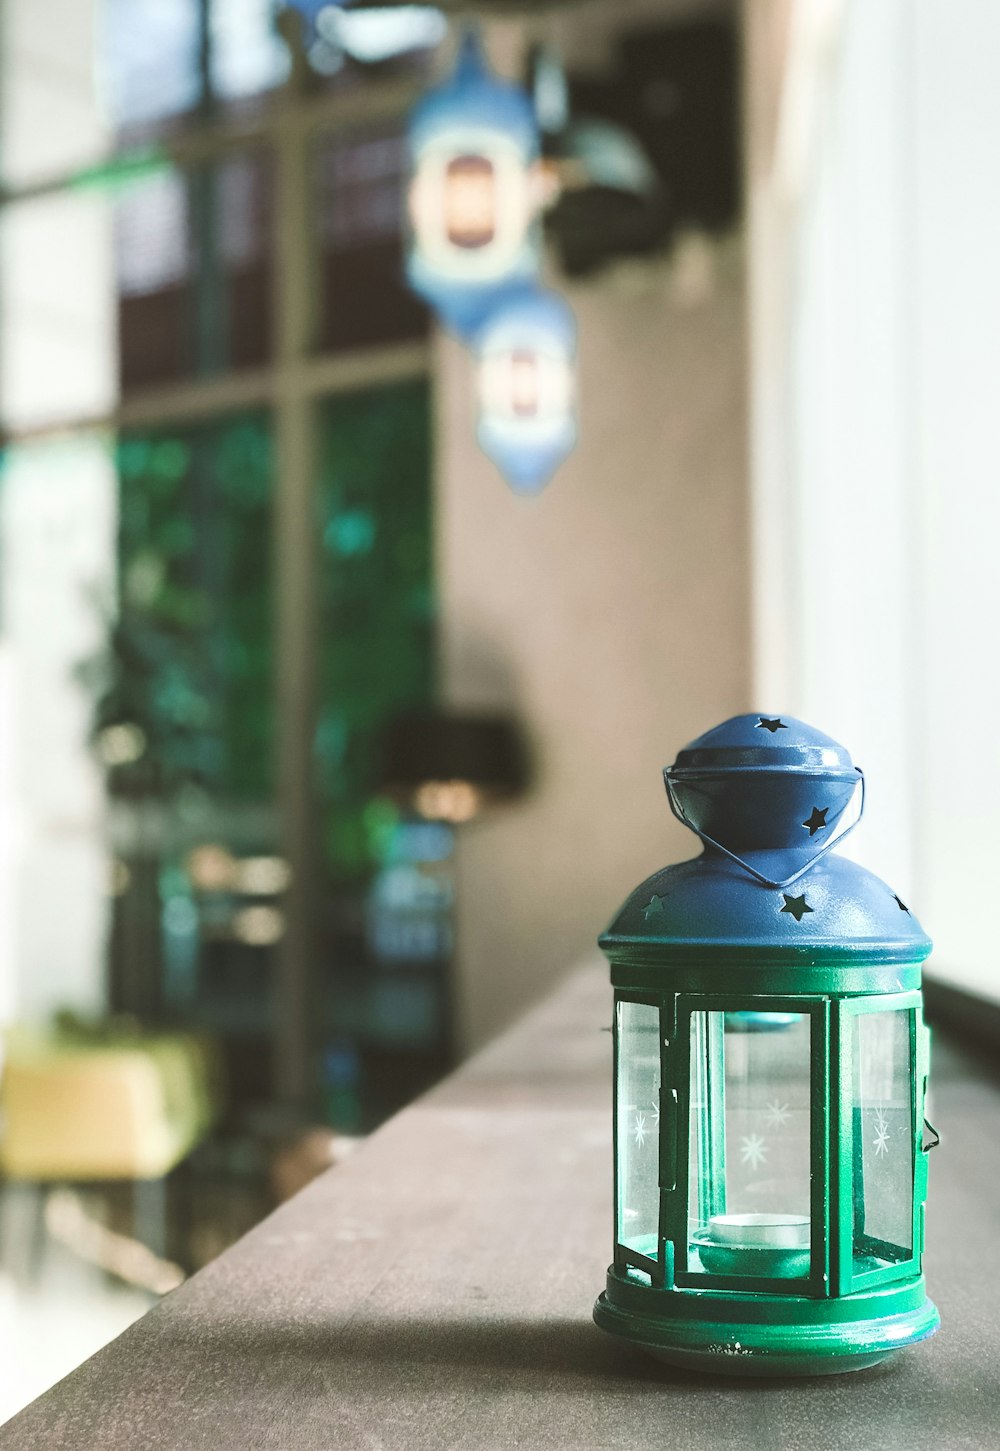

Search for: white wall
xmin=437 ymin=241 xmax=752 ymax=1049
xmin=761 ymin=0 xmax=919 ymax=891
xmin=747 ymin=0 xmax=1000 ymax=1002
xmin=0 ymin=445 xmax=116 ymax=1022
xmin=0 ymin=0 xmax=117 ymax=1022
xmin=908 ymin=2 xmax=1000 ymax=998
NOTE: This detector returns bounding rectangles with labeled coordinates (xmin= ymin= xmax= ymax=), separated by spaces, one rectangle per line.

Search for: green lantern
xmin=593 ymin=714 xmax=940 ymax=1375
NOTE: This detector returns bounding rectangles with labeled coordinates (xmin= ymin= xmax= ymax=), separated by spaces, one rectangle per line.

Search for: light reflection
xmin=232 ymin=904 xmax=285 ymax=946
xmin=233 ymin=856 xmax=292 ymax=895
xmin=163 ymin=897 xmax=198 ymax=936
xmin=109 ymin=859 xmax=131 ymax=897
xmin=186 ymin=843 xmax=237 ymax=893
xmin=186 ymin=847 xmax=291 ymax=896
xmin=315 ymin=6 xmax=447 ymax=64
xmin=413 ymin=778 xmax=481 ymax=824
xmin=96 ymin=722 xmax=147 ymax=767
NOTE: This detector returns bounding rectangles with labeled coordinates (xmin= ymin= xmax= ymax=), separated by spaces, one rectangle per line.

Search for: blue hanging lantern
xmin=406 ymin=29 xmax=542 ymax=338
xmin=475 ymin=285 xmax=577 ymax=493
xmin=594 ymin=713 xmax=940 ymax=1375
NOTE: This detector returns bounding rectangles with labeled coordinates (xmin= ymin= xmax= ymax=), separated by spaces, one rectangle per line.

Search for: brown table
xmin=2 ymin=963 xmax=998 ymax=1450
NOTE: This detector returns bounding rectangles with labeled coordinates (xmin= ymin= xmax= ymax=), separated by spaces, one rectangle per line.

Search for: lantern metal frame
xmin=601 ymin=974 xmax=938 ymax=1372
xmin=610 ymin=986 xmax=931 ymax=1285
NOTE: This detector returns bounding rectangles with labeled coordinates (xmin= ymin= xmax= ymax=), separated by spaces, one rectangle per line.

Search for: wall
xmin=0 ymin=0 xmax=117 ymax=1023
xmin=745 ymin=0 xmax=1000 ymax=1004
xmin=907 ymin=0 xmax=1000 ymax=1000
xmin=436 ymin=241 xmax=752 ymax=1049
xmin=746 ymin=0 xmax=920 ymax=894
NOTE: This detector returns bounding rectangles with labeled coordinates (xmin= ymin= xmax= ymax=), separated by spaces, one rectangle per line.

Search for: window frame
xmin=0 ymin=63 xmax=433 ymax=1105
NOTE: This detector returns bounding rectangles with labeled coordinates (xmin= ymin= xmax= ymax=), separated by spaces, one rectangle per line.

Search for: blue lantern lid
xmin=475 ymin=283 xmax=575 ymax=352
xmin=671 ymin=713 xmax=855 ymax=777
xmin=665 ymin=713 xmax=862 ymax=881
xmin=409 ymin=30 xmax=539 ymax=156
xmin=601 ymin=714 xmax=931 ymax=967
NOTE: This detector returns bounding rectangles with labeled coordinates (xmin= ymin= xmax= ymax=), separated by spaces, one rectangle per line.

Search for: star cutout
xmin=642 ymin=895 xmax=666 ymax=921
xmin=802 ymin=806 xmax=828 ymax=837
xmin=873 ymin=1108 xmax=890 ymax=1158
xmin=764 ymin=1099 xmax=791 ymax=1129
xmin=740 ymin=1134 xmax=769 ymax=1169
xmin=781 ymin=893 xmax=813 ymax=922
xmin=756 ymin=717 xmax=787 ymax=734
xmin=893 ymin=894 xmax=910 ymax=913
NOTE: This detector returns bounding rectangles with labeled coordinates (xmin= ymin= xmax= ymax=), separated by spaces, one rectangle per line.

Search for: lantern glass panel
xmin=687 ymin=1012 xmax=812 ymax=1279
xmin=852 ymin=1008 xmax=914 ymax=1269
xmin=616 ymin=1001 xmax=660 ymax=1260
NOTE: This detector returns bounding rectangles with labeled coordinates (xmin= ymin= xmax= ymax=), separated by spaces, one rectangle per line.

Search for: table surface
xmin=2 ymin=963 xmax=998 ymax=1451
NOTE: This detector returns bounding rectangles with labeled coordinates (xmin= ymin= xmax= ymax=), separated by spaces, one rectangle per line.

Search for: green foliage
xmin=81 ymin=383 xmax=435 ymax=874
xmin=82 ymin=414 xmax=274 ymax=800
xmin=316 ymin=380 xmax=435 ymax=878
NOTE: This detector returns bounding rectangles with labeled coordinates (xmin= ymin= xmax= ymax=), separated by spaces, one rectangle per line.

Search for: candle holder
xmin=593 ymin=714 xmax=940 ymax=1375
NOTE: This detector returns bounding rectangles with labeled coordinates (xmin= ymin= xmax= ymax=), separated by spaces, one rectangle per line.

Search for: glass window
xmin=302 ymin=4 xmax=447 ymax=81
xmin=104 ymin=415 xmax=276 ymax=1027
xmin=115 ymin=170 xmax=192 ymax=301
xmin=316 ymin=379 xmax=434 ymax=880
xmin=114 ymin=414 xmax=275 ymax=800
xmin=852 ymin=1009 xmax=914 ymax=1269
xmin=210 ymin=0 xmax=289 ymax=104
xmin=315 ymin=380 xmax=447 ymax=1109
xmin=616 ymin=1000 xmax=661 ymax=1260
xmin=100 ymin=0 xmax=204 ymax=132
xmin=315 ymin=128 xmax=430 ymax=354
xmin=114 ymin=152 xmax=274 ymax=390
xmin=687 ymin=1011 xmax=812 ymax=1280
xmin=101 ymin=0 xmax=289 ymax=134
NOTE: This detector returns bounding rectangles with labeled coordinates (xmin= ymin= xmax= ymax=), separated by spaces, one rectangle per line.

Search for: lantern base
xmin=594 ymin=1269 xmax=939 ymax=1378
xmin=639 ymin=1344 xmax=890 ymax=1377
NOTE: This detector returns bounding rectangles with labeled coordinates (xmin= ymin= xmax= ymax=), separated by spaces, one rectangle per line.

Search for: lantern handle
xmin=662 ymin=769 xmax=865 ymax=891
xmin=921 ymin=1118 xmax=940 ymax=1153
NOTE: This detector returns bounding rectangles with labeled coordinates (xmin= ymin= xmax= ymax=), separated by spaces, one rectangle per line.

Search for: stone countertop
xmin=2 ymin=962 xmax=997 ymax=1450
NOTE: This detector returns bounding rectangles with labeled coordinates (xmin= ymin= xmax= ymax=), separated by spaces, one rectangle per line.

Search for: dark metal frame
xmin=613 ymin=988 xmax=929 ymax=1303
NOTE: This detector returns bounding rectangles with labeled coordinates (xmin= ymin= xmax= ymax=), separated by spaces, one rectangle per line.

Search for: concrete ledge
xmin=2 ymin=964 xmax=997 ymax=1450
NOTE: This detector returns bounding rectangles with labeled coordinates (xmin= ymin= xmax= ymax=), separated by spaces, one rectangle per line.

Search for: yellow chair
xmin=0 ymin=1028 xmax=222 ymax=1268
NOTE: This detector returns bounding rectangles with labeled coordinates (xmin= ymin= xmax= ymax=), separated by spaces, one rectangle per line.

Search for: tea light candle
xmin=709 ymin=1213 xmax=810 ymax=1249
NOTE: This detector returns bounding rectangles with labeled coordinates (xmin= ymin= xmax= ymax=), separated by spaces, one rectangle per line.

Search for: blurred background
xmin=0 ymin=0 xmax=995 ymax=1421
